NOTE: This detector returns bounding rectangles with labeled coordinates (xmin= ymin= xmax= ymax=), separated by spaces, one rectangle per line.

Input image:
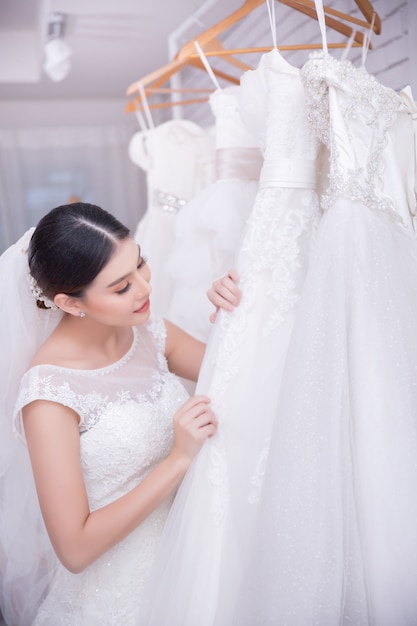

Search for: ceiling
xmin=0 ymin=0 xmax=242 ymax=101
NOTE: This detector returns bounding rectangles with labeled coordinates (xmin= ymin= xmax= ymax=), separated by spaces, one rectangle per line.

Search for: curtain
xmin=0 ymin=125 xmax=146 ymax=253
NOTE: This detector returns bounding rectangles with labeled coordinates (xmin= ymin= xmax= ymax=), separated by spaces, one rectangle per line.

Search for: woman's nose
xmin=134 ymin=271 xmax=152 ymax=296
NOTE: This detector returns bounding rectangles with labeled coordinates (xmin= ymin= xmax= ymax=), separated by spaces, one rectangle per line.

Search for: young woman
xmin=0 ymin=202 xmax=240 ymax=626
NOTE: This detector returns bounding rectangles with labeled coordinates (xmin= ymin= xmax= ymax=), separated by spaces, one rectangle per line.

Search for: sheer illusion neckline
xmin=27 ymin=326 xmax=139 ymax=377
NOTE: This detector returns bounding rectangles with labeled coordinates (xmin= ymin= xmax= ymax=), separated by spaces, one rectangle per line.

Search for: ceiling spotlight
xmin=43 ymin=13 xmax=72 ymax=82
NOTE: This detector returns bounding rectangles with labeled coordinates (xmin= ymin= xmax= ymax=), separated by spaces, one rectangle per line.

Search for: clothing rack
xmin=125 ymin=0 xmax=381 ymax=114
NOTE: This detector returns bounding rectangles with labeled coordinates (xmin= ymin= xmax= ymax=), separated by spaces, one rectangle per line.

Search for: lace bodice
xmin=263 ymin=49 xmax=320 ymax=163
xmin=13 ymin=317 xmax=189 ymax=624
xmin=301 ymin=53 xmax=416 ymax=231
xmin=239 ymin=49 xmax=321 ymax=163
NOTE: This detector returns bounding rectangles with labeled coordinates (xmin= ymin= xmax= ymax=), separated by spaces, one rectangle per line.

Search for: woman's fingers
xmin=207 ymin=270 xmax=242 ymax=315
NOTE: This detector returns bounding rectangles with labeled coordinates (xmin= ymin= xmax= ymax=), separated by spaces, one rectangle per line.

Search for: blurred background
xmin=0 ymin=0 xmax=415 ymax=253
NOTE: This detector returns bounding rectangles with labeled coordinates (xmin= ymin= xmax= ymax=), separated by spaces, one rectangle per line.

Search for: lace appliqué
xmin=265 ymin=82 xmax=320 ymax=162
xmin=16 ymin=375 xmax=110 ymax=434
xmin=204 ymin=66 xmax=322 ymax=526
xmin=204 ymin=187 xmax=320 ymax=525
xmin=301 ymin=53 xmax=405 ymax=229
xmin=241 ymin=187 xmax=320 ymax=337
xmin=148 ymin=316 xmax=167 ymax=355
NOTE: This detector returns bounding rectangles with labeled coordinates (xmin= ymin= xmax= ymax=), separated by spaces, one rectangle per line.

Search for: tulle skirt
xmin=139 ymin=185 xmax=321 ymax=625
xmin=221 ymin=199 xmax=417 ymax=625
xmin=140 ymin=198 xmax=417 ymax=626
xmin=165 ymin=178 xmax=259 ymax=341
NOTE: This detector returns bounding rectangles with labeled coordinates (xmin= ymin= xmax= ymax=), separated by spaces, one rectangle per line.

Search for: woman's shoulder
xmin=29 ymin=335 xmax=69 ymax=369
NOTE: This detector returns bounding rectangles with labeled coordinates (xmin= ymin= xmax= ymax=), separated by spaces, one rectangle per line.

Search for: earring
xmin=79 ymin=311 xmax=86 ymax=318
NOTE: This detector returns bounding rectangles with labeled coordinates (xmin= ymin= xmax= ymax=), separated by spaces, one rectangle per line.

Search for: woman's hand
xmin=171 ymin=395 xmax=217 ymax=464
xmin=207 ymin=269 xmax=242 ymax=323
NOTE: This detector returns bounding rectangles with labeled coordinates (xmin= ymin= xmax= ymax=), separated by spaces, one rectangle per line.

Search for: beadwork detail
xmin=28 ymin=271 xmax=58 ymax=310
xmin=154 ymin=189 xmax=187 ymax=213
xmin=301 ymin=52 xmax=407 ymax=229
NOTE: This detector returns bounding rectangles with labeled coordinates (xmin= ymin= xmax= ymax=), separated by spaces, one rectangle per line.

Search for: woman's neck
xmin=31 ymin=315 xmax=133 ymax=370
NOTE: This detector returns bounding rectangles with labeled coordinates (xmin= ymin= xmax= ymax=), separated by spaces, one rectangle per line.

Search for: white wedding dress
xmin=165 ymin=84 xmax=262 ymax=341
xmin=129 ymin=120 xmax=216 ymax=317
xmin=139 ymin=45 xmax=323 ymax=626
xmin=227 ymin=24 xmax=417 ymax=626
xmin=4 ymin=317 xmax=188 ymax=626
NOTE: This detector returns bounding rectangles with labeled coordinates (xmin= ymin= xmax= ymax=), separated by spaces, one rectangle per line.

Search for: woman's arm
xmin=23 ymin=395 xmax=216 ymax=574
xmin=164 ymin=319 xmax=205 ymax=382
xmin=164 ymin=270 xmax=242 ymax=381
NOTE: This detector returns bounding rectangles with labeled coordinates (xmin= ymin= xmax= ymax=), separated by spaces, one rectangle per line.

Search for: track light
xmin=43 ymin=13 xmax=72 ymax=82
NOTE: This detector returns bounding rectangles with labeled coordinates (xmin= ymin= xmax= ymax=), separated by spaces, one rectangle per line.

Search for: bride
xmin=0 ymin=201 xmax=238 ymax=626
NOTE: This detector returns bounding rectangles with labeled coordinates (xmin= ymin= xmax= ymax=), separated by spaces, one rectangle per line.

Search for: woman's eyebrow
xmin=106 ymin=245 xmax=142 ymax=288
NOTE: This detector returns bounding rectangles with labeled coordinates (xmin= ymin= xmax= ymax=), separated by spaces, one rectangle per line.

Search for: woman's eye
xmin=137 ymin=255 xmax=148 ymax=269
xmin=116 ymin=282 xmax=131 ymax=295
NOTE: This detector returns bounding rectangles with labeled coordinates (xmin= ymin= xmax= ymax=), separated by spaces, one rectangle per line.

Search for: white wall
xmin=0 ymin=98 xmax=134 ymax=129
xmin=0 ymin=0 xmax=414 ymax=252
xmin=0 ymin=0 xmax=414 ymax=132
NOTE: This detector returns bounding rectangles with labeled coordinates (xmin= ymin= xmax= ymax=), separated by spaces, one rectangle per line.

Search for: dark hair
xmin=28 ymin=203 xmax=130 ymax=306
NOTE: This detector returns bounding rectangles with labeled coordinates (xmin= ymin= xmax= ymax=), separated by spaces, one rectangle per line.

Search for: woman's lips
xmin=134 ymin=299 xmax=150 ymax=314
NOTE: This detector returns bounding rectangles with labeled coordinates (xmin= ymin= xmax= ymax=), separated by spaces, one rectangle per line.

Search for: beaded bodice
xmin=301 ymin=53 xmax=416 ymax=231
xmin=15 ymin=317 xmax=188 ymax=509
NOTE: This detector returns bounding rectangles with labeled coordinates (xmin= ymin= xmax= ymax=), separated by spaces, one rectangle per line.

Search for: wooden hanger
xmin=196 ymin=37 xmax=252 ymax=73
xmin=190 ymin=0 xmax=381 ymax=61
xmin=353 ymin=0 xmax=381 ymax=34
xmin=125 ymin=86 xmax=213 ymax=114
xmin=174 ymin=0 xmax=266 ymax=62
xmin=126 ymin=0 xmax=267 ymax=96
xmin=125 ymin=96 xmax=210 ymax=114
xmin=126 ymin=0 xmax=381 ymax=103
xmin=185 ymin=41 xmax=362 ymax=62
xmin=277 ymin=0 xmax=380 ymax=44
xmin=173 ymin=0 xmax=379 ymax=62
xmin=278 ymin=0 xmax=380 ymax=33
xmin=126 ymin=56 xmax=240 ymax=96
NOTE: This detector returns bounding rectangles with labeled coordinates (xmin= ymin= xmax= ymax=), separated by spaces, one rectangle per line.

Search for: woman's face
xmin=80 ymin=237 xmax=152 ymax=326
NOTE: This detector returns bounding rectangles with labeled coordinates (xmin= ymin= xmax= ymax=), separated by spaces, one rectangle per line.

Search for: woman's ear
xmin=53 ymin=293 xmax=84 ymax=317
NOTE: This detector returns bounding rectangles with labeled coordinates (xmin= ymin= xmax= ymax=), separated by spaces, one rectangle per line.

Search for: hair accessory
xmin=79 ymin=311 xmax=86 ymax=318
xmin=28 ymin=271 xmax=58 ymax=310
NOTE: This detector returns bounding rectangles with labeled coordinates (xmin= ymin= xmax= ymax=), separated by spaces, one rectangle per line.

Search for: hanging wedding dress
xmin=129 ymin=120 xmax=215 ymax=316
xmin=139 ymin=6 xmax=323 ymax=623
xmin=226 ymin=2 xmax=417 ymax=624
xmin=165 ymin=83 xmax=263 ymax=342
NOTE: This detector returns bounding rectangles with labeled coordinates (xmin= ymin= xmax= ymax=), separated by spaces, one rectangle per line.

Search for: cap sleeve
xmin=13 ymin=366 xmax=109 ymax=440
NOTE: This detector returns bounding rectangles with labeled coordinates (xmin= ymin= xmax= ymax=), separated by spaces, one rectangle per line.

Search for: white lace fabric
xmin=8 ymin=317 xmax=189 ymax=625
